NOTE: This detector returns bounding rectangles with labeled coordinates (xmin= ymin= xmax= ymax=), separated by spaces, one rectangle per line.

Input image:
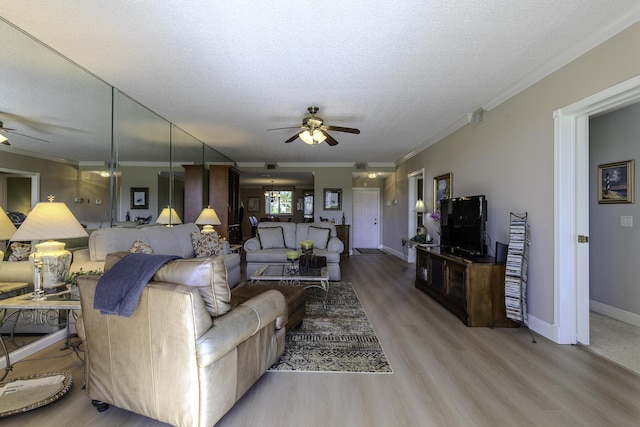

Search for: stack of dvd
xmin=504 ymin=213 xmax=529 ymax=323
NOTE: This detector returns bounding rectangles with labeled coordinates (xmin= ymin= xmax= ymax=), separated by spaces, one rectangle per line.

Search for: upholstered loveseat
xmin=71 ymin=223 xmax=241 ymax=288
xmin=77 ymin=254 xmax=286 ymax=427
xmin=243 ymin=222 xmax=344 ymax=281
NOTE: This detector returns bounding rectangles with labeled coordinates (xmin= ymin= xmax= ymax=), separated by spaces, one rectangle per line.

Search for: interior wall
xmin=589 ymin=102 xmax=640 ymax=316
xmin=389 ymin=20 xmax=640 ymax=330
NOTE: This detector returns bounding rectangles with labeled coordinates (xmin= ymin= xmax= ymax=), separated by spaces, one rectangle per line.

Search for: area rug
xmin=268 ymin=282 xmax=392 ymax=373
xmin=355 ymin=248 xmax=386 ymax=255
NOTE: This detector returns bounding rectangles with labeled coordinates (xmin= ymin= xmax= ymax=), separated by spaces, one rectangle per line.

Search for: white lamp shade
xmin=195 ymin=206 xmax=221 ymax=226
xmin=10 ymin=202 xmax=88 ymax=241
xmin=157 ymin=207 xmax=183 ymax=225
xmin=0 ymin=209 xmax=16 ymax=240
xmin=415 ymin=199 xmax=426 ymax=213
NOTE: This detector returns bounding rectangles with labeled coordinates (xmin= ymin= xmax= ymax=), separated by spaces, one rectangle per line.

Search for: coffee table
xmin=0 ymin=290 xmax=81 ymax=381
xmin=250 ymin=264 xmax=330 ymax=308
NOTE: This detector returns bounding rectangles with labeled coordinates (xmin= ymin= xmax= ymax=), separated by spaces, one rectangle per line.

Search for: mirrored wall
xmin=0 ymin=17 xmax=232 ymax=226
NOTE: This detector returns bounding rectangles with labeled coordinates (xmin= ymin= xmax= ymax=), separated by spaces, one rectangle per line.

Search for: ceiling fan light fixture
xmin=299 ymin=129 xmax=327 ymax=145
xmin=0 ymin=134 xmax=9 ymax=145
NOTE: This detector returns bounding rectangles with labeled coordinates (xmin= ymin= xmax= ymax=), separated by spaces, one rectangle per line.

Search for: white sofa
xmin=71 ymin=223 xmax=241 ymax=288
xmin=243 ymin=222 xmax=344 ymax=281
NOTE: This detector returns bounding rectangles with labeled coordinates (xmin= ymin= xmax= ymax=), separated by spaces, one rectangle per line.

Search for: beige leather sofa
xmin=243 ymin=222 xmax=344 ymax=281
xmin=71 ymin=223 xmax=241 ymax=288
xmin=77 ymin=255 xmax=287 ymax=427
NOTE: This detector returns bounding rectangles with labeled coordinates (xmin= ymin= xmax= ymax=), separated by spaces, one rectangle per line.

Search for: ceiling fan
xmin=0 ymin=120 xmax=50 ymax=145
xmin=268 ymin=106 xmax=360 ymax=146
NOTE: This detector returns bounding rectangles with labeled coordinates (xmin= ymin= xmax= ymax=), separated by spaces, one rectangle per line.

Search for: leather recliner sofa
xmin=76 ymin=255 xmax=287 ymax=427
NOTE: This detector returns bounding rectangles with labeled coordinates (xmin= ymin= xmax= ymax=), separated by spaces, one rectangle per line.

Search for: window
xmin=264 ymin=190 xmax=293 ymax=215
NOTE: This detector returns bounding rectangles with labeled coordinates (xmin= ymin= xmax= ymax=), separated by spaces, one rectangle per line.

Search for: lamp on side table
xmin=9 ymin=196 xmax=88 ymax=300
xmin=0 ymin=209 xmax=17 ymax=271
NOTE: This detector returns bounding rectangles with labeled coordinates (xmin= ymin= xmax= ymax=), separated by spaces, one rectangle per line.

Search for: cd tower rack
xmin=504 ymin=212 xmax=536 ymax=343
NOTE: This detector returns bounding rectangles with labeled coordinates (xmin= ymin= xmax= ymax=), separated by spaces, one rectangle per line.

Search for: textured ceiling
xmin=1 ymin=1 xmax=640 ymax=166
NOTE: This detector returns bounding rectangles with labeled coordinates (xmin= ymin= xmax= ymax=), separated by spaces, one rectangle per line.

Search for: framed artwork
xmin=598 ymin=160 xmax=634 ymax=204
xmin=247 ymin=197 xmax=261 ymax=212
xmin=130 ymin=187 xmax=149 ymax=209
xmin=433 ymin=173 xmax=452 ymax=211
xmin=323 ymin=188 xmax=342 ymax=210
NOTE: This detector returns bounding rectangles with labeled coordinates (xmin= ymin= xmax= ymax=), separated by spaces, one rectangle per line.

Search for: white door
xmin=352 ymin=188 xmax=380 ymax=249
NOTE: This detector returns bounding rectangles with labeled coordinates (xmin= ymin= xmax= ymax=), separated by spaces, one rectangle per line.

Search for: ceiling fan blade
xmin=267 ymin=126 xmax=303 ymax=131
xmin=325 ymin=125 xmax=360 ymax=134
xmin=285 ymin=133 xmax=300 ymax=143
xmin=7 ymin=130 xmax=50 ymax=143
xmin=323 ymin=132 xmax=339 ymax=146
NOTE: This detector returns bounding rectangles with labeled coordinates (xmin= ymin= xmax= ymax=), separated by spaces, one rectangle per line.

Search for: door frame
xmin=554 ymin=74 xmax=640 ymax=344
xmin=407 ymin=169 xmax=425 ymax=263
xmin=352 ymin=187 xmax=381 ymax=249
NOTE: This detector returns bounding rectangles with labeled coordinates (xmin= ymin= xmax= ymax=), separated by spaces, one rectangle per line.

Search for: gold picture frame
xmin=433 ymin=173 xmax=452 ymax=211
xmin=598 ymin=160 xmax=634 ymax=204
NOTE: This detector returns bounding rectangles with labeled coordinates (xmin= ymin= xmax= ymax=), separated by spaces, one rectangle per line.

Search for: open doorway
xmin=554 ymin=74 xmax=640 ymax=345
xmin=0 ymin=168 xmax=39 ymax=215
xmin=406 ymin=169 xmax=425 ymax=263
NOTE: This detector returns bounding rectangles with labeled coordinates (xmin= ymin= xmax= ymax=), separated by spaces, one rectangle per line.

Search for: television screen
xmin=440 ymin=195 xmax=487 ymax=257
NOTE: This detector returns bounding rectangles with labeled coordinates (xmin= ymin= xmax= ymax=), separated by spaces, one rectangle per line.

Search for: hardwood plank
xmin=2 ymin=254 xmax=639 ymax=426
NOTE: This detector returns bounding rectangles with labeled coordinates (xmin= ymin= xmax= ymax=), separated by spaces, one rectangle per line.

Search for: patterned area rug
xmin=268 ymin=282 xmax=392 ymax=373
xmin=355 ymin=248 xmax=386 ymax=255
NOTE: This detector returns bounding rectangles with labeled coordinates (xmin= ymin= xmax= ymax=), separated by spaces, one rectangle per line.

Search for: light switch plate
xmin=621 ymin=216 xmax=633 ymax=227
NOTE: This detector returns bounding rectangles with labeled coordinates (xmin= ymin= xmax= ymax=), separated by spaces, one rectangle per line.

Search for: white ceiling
xmin=1 ymin=1 xmax=640 ymax=166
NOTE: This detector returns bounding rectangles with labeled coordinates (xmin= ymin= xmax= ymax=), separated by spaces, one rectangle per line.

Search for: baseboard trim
xmin=590 ymin=300 xmax=640 ymax=328
xmin=0 ymin=329 xmax=66 ymax=369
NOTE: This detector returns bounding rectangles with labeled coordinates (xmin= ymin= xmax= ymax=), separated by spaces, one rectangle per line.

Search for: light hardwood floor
xmin=2 ymin=254 xmax=640 ymax=426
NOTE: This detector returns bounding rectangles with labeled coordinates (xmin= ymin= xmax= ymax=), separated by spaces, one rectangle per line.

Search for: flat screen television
xmin=439 ymin=195 xmax=487 ymax=257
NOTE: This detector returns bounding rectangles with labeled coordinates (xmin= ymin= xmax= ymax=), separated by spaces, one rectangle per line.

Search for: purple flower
xmin=430 ymin=211 xmax=441 ymax=222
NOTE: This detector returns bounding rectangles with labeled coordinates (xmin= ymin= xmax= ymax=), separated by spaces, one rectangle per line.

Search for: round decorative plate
xmin=0 ymin=371 xmax=72 ymax=417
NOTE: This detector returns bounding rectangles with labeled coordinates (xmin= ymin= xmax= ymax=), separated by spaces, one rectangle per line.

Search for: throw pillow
xmin=153 ymin=256 xmax=231 ymax=318
xmin=130 ymin=239 xmax=154 ymax=254
xmin=190 ymin=231 xmax=223 ymax=257
xmin=257 ymin=226 xmax=285 ymax=249
xmin=307 ymin=226 xmax=331 ymax=249
xmin=8 ymin=242 xmax=31 ymax=262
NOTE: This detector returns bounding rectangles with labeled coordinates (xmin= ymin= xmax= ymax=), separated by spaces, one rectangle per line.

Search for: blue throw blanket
xmin=94 ymin=253 xmax=181 ymax=317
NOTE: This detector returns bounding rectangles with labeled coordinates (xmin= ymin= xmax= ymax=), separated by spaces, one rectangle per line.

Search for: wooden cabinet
xmin=335 ymin=224 xmax=350 ymax=258
xmin=415 ymin=247 xmax=515 ymax=327
xmin=209 ymin=165 xmax=241 ymax=242
xmin=182 ymin=164 xmax=209 ymax=223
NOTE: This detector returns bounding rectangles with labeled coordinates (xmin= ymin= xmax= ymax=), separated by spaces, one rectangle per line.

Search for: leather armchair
xmin=77 ymin=274 xmax=287 ymax=427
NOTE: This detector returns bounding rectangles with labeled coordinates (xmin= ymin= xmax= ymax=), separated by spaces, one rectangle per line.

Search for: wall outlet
xmin=621 ymin=216 xmax=633 ymax=227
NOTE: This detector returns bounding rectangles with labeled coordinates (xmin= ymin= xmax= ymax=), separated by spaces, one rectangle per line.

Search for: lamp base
xmin=30 ymin=241 xmax=72 ymax=300
xmin=200 ymin=225 xmax=216 ymax=233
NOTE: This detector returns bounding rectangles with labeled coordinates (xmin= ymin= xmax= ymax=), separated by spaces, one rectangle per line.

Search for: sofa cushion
xmin=8 ymin=242 xmax=31 ymax=261
xmin=257 ymin=226 xmax=285 ymax=249
xmin=130 ymin=239 xmax=154 ymax=254
xmin=90 ymin=228 xmax=147 ymax=261
xmin=104 ymin=252 xmax=231 ymax=317
xmin=307 ymin=226 xmax=331 ymax=249
xmin=257 ymin=222 xmax=297 ymax=248
xmin=153 ymin=256 xmax=231 ymax=317
xmin=191 ymin=231 xmax=224 ymax=257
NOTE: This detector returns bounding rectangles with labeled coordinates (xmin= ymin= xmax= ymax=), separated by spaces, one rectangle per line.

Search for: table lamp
xmin=195 ymin=206 xmax=221 ymax=233
xmin=156 ymin=206 xmax=182 ymax=227
xmin=10 ymin=196 xmax=88 ymax=300
xmin=0 ymin=209 xmax=17 ymax=270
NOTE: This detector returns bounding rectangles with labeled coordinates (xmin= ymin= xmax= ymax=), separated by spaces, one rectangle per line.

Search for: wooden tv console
xmin=415 ymin=246 xmax=516 ymax=327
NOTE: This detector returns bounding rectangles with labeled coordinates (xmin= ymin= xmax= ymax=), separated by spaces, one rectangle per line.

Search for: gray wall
xmin=589 ymin=102 xmax=640 ymax=316
xmin=385 ymin=21 xmax=640 ymax=328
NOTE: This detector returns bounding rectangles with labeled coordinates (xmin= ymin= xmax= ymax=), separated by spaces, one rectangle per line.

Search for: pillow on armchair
xmin=257 ymin=226 xmax=285 ymax=249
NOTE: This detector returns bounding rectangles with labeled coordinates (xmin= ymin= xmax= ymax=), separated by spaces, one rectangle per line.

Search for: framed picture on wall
xmin=323 ymin=188 xmax=342 ymax=210
xmin=433 ymin=173 xmax=452 ymax=211
xmin=247 ymin=197 xmax=260 ymax=212
xmin=130 ymin=187 xmax=149 ymax=209
xmin=598 ymin=160 xmax=634 ymax=204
